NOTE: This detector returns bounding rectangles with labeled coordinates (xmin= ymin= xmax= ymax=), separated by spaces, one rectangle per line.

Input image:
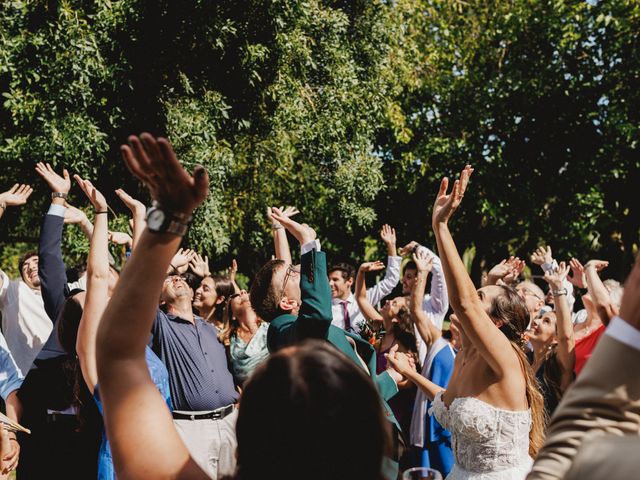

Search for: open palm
xmin=432 ymin=165 xmax=474 ymax=227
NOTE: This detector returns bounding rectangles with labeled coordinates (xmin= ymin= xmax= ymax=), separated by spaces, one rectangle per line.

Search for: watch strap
xmin=51 ymin=192 xmax=68 ymax=200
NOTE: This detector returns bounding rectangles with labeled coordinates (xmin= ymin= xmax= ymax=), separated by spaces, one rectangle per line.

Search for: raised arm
xmin=432 ymin=165 xmax=515 ymax=377
xmin=532 ymin=245 xmax=575 ymax=312
xmin=96 ymin=134 xmax=209 ymax=479
xmin=366 ymin=225 xmax=401 ymax=306
xmin=62 ymin=203 xmax=94 ymax=238
xmin=35 ymin=162 xmax=72 ymax=320
xmin=529 ymin=254 xmax=640 ymax=480
xmin=0 ymin=184 xmax=33 ymax=293
xmin=584 ymin=259 xmax=616 ymax=324
xmin=543 ymin=262 xmax=575 ymax=390
xmin=410 ymin=250 xmax=441 ymax=347
xmin=484 ymin=256 xmax=525 ymax=287
xmin=268 ymin=206 xmax=298 ymax=264
xmin=423 ymin=246 xmax=449 ymax=320
xmin=74 ymin=176 xmax=110 ymax=395
xmin=355 ymin=261 xmax=385 ymax=323
xmin=115 ymin=188 xmax=146 ymax=250
xmin=228 ymin=259 xmax=241 ymax=293
xmin=270 ymin=207 xmax=332 ymax=340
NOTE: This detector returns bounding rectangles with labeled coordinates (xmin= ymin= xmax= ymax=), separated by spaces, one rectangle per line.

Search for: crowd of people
xmin=0 ymin=134 xmax=637 ymax=480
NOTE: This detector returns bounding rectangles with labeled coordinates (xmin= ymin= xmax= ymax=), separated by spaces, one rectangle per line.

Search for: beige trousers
xmin=174 ymin=408 xmax=238 ymax=479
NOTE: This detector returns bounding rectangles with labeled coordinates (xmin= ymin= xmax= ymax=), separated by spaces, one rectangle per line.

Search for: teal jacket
xmin=267 ymin=249 xmax=400 ymax=407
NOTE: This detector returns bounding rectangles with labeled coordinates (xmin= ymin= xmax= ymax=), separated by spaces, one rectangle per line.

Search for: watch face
xmin=147 ymin=209 xmax=166 ymax=230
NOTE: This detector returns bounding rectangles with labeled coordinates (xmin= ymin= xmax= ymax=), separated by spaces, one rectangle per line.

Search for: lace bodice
xmin=429 ymin=391 xmax=532 ymax=479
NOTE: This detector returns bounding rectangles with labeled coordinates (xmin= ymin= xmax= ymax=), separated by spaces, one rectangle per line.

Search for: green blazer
xmin=266 ymin=249 xmax=401 ymax=478
xmin=266 ymin=248 xmax=401 ymax=422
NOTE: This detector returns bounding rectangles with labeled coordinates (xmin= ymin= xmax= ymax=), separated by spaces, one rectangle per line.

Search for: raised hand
xmin=74 ymin=175 xmax=108 ymax=212
xmin=268 ymin=205 xmax=300 ymax=227
xmin=584 ymin=259 xmax=609 ymax=272
xmin=359 ymin=260 xmax=386 ymax=273
xmin=531 ymin=246 xmax=553 ymax=266
xmin=115 ymin=188 xmax=146 ymax=217
xmin=398 ymin=241 xmax=419 ymax=257
xmin=35 ymin=162 xmax=71 ymax=194
xmin=567 ymin=258 xmax=586 ymax=289
xmin=487 ymin=256 xmax=524 ymax=285
xmin=413 ymin=248 xmax=434 ymax=274
xmin=432 ymin=165 xmax=474 ymax=227
xmin=189 ymin=253 xmax=210 ymax=278
xmin=120 ymin=133 xmax=209 ymax=215
xmin=170 ymin=248 xmax=196 ymax=274
xmin=228 ymin=258 xmax=238 ymax=283
xmin=109 ymin=231 xmax=133 ymax=247
xmin=270 ymin=206 xmax=316 ymax=245
xmin=0 ymin=184 xmax=33 ymax=207
xmin=380 ymin=224 xmax=397 ymax=256
xmin=543 ymin=261 xmax=570 ymax=290
xmin=503 ymin=257 xmax=526 ymax=284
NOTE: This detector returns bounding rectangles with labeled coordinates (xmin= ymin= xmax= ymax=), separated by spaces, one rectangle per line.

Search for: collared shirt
xmin=0 ymin=330 xmax=23 ymax=400
xmin=151 ymin=310 xmax=238 ymax=411
xmin=0 ymin=270 xmax=53 ymax=375
xmin=331 ymin=255 xmax=402 ymax=333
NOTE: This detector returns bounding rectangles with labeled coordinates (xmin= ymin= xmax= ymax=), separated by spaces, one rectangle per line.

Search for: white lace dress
xmin=429 ymin=391 xmax=533 ymax=479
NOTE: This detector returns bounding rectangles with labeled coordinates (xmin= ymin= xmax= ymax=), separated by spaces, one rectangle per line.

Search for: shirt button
xmin=204 ymin=352 xmax=208 ymax=355
xmin=211 ymin=369 xmax=214 ymax=372
xmin=215 ymin=390 xmax=219 ymax=394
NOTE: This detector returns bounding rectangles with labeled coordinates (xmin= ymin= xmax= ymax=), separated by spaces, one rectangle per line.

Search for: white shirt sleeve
xmin=0 ymin=269 xmax=10 ymax=306
xmin=47 ymin=203 xmax=66 ymax=217
xmin=541 ymin=259 xmax=575 ymax=312
xmin=300 ymin=239 xmax=321 ymax=255
xmin=366 ymin=256 xmax=401 ymax=306
xmin=605 ymin=316 xmax=640 ymax=351
xmin=423 ymin=248 xmax=449 ymax=319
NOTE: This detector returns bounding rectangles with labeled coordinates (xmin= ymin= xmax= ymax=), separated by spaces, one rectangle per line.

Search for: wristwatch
xmin=146 ymin=202 xmax=192 ymax=236
xmin=51 ymin=192 xmax=68 ymax=200
xmin=552 ymin=288 xmax=568 ymax=297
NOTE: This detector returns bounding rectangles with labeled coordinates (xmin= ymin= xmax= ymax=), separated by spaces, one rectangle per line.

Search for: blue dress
xmin=94 ymin=346 xmax=172 ymax=479
xmin=421 ymin=346 xmax=455 ymax=476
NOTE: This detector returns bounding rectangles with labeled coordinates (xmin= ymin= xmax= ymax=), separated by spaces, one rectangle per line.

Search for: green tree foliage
xmin=0 ymin=0 xmax=637 ymax=280
xmin=0 ymin=0 xmax=415 ymax=272
xmin=378 ymin=0 xmax=640 ymax=279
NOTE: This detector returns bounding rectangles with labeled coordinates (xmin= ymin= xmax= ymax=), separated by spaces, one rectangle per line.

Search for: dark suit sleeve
xmin=38 ymin=213 xmax=70 ymax=322
xmin=295 ymin=249 xmax=332 ymax=340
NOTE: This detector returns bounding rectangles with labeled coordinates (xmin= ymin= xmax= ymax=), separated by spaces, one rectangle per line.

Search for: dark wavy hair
xmin=328 ymin=262 xmax=355 ymax=281
xmin=232 ymin=340 xmax=389 ymax=480
xmin=18 ymin=250 xmax=38 ymax=282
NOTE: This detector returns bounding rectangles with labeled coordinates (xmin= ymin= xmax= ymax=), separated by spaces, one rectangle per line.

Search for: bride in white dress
xmin=387 ymin=165 xmax=545 ymax=479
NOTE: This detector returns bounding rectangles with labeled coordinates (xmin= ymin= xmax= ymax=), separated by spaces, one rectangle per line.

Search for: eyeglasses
xmin=279 ymin=264 xmax=300 ymax=302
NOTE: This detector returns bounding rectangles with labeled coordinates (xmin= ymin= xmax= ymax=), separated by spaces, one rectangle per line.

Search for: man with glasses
xmin=250 ymin=207 xmax=404 ymax=480
xmin=150 ymin=271 xmax=239 ymax=479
